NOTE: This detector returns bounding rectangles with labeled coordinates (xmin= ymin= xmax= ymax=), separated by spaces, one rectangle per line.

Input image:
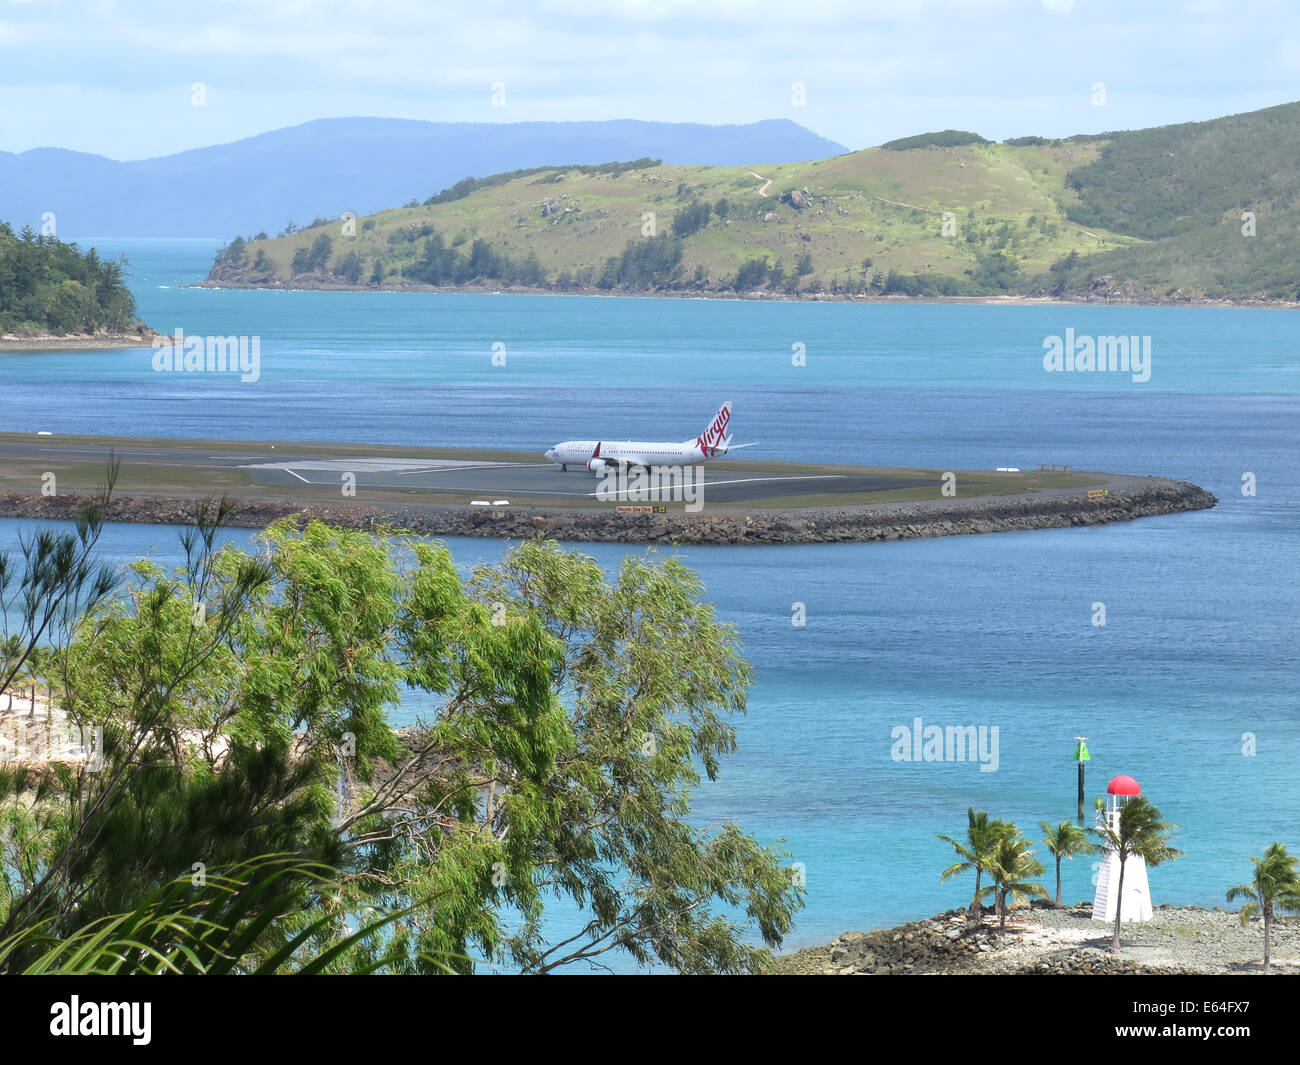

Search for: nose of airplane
xmin=544 ymin=448 xmax=556 ymax=461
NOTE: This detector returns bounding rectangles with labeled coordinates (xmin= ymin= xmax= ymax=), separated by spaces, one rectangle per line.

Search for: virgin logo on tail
xmin=695 ymin=401 xmax=732 ymax=455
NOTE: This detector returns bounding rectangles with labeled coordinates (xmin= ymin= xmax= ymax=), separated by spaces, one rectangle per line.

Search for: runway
xmin=239 ymin=456 xmax=947 ymax=503
xmin=0 ymin=436 xmax=992 ymax=507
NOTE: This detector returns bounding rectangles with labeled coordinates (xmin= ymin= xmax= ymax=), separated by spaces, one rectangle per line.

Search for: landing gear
xmin=561 ymin=463 xmax=567 ymax=471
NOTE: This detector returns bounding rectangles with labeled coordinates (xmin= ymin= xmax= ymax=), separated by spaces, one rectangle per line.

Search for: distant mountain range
xmin=0 ymin=118 xmax=848 ymax=239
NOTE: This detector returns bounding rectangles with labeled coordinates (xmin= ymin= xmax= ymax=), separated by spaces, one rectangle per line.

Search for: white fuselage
xmin=544 ymin=440 xmax=710 ymax=469
xmin=546 ymin=400 xmax=735 ymax=472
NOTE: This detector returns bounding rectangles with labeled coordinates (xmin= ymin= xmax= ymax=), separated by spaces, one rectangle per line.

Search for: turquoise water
xmin=1 ymin=239 xmax=1297 ymax=961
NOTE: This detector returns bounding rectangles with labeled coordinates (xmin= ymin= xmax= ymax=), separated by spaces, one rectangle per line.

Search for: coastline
xmin=192 ymin=276 xmax=1300 ymax=311
xmin=0 ymin=327 xmax=164 ymax=352
xmin=0 ymin=475 xmax=1216 ymax=545
xmin=777 ymin=902 xmax=1300 ymax=975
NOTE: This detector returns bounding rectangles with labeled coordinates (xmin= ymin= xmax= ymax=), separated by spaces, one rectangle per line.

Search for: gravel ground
xmin=776 ymin=902 xmax=1300 ymax=975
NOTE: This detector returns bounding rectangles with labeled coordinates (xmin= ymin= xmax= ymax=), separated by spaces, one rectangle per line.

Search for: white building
xmin=1091 ymin=774 xmax=1154 ymax=924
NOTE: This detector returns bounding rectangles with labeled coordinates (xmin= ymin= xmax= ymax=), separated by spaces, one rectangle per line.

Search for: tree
xmin=337 ymin=250 xmax=364 ymax=285
xmin=1092 ymin=796 xmax=1183 ymax=954
xmin=1226 ymin=842 xmax=1300 ymax=974
xmin=215 ymin=236 xmax=247 ymax=267
xmin=979 ymin=833 xmax=1047 ymax=930
xmin=0 ymin=225 xmax=140 ymax=336
xmin=0 ymin=513 xmax=802 ymax=974
xmin=795 ymin=251 xmax=814 ymax=276
xmin=671 ymin=201 xmax=711 ymax=238
xmin=733 ymin=257 xmax=769 ymax=291
xmin=1040 ymin=820 xmax=1101 ymax=907
xmin=306 ymin=233 xmax=333 ymax=272
xmin=938 ymin=808 xmax=1016 ymax=918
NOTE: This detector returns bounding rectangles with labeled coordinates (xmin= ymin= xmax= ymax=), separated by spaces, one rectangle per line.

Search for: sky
xmin=1 ymin=0 xmax=1298 ymax=160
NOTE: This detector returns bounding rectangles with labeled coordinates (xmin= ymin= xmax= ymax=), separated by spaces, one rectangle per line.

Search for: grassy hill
xmin=206 ymin=102 xmax=1300 ymax=302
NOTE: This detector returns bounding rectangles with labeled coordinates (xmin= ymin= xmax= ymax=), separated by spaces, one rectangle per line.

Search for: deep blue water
xmin=1 ymin=239 xmax=1297 ymax=961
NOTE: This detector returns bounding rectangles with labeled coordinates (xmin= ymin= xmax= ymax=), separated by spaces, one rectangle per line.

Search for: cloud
xmin=1 ymin=0 xmax=1297 ymax=157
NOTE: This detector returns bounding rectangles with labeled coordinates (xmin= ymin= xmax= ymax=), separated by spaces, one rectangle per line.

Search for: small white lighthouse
xmin=1091 ymin=774 xmax=1154 ymax=924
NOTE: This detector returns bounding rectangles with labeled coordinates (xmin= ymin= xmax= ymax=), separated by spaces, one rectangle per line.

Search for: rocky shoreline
xmin=196 ymin=275 xmax=1300 ymax=310
xmin=0 ymin=325 xmax=163 ymax=351
xmin=777 ymin=901 xmax=1300 ymax=975
xmin=0 ymin=475 xmax=1215 ymax=545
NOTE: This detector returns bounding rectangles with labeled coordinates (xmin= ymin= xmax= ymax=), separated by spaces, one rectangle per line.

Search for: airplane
xmin=544 ymin=401 xmax=752 ymax=472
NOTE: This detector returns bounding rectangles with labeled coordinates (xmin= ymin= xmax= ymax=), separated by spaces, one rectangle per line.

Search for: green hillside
xmin=206 ymin=102 xmax=1300 ymax=302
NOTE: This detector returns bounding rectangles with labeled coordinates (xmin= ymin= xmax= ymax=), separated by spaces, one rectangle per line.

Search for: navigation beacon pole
xmin=1072 ymin=737 xmax=1090 ymax=823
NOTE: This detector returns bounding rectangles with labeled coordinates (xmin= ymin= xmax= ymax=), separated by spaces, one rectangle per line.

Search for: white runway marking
xmin=281 ymin=467 xmax=310 ymax=483
xmin=391 ymin=462 xmax=549 ymax=475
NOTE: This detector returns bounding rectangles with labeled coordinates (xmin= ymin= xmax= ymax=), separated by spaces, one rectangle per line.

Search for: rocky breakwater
xmin=0 ymin=475 xmax=1216 ymax=545
xmin=777 ymin=902 xmax=1298 ymax=975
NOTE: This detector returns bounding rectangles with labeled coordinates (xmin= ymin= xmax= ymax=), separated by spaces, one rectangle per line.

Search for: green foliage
xmin=978 ymin=832 xmax=1047 ymax=929
xmin=403 ymin=230 xmax=548 ymax=286
xmin=938 ymin=808 xmax=1018 ymax=916
xmin=881 ymin=129 xmax=990 ymax=151
xmin=214 ymin=235 xmax=247 ymax=267
xmin=1065 ymin=102 xmax=1300 ymax=240
xmin=0 ymin=856 xmax=445 ymax=974
xmin=424 ymin=159 xmax=662 ymax=206
xmin=0 ymin=504 xmax=800 ymax=974
xmin=307 ymin=233 xmax=333 ymax=271
xmin=971 ymin=251 xmax=1023 ymax=291
xmin=596 ymin=235 xmax=684 ymax=290
xmin=1226 ymin=842 xmax=1300 ymax=974
xmin=337 ymin=250 xmax=364 ymax=285
xmin=733 ymin=257 xmax=770 ymax=290
xmin=0 ymin=222 xmax=140 ymax=336
xmin=671 ymin=200 xmax=712 ymax=238
xmin=1040 ymin=820 xmax=1101 ymax=906
xmin=883 ymin=270 xmax=970 ymax=296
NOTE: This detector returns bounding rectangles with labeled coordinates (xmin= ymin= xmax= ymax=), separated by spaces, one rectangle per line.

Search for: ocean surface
xmin=2 ymin=239 xmax=1298 ymax=962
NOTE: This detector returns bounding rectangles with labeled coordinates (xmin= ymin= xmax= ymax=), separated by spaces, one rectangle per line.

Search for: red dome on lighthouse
xmin=1107 ymin=775 xmax=1141 ymax=796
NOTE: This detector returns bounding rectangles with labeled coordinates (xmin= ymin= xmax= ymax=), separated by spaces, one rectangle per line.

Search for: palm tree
xmin=979 ymin=834 xmax=1048 ymax=929
xmin=939 ymin=808 xmax=1016 ymax=918
xmin=1093 ymin=795 xmax=1183 ymax=954
xmin=1040 ymin=820 xmax=1101 ymax=907
xmin=22 ymin=645 xmax=48 ymax=718
xmin=1 ymin=633 xmax=25 ymax=712
xmin=1226 ymin=842 xmax=1300 ymax=975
